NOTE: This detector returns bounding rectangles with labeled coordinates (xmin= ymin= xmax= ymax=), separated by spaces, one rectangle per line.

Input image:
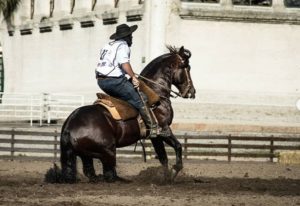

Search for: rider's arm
xmin=122 ymin=63 xmax=139 ymax=88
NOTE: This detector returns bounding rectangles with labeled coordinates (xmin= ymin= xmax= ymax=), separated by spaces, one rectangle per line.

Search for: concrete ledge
xmin=171 ymin=122 xmax=300 ymax=136
xmin=180 ymin=5 xmax=300 ymax=24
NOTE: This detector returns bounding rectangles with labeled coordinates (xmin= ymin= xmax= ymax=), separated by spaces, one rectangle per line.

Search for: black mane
xmin=140 ymin=46 xmax=180 ymax=77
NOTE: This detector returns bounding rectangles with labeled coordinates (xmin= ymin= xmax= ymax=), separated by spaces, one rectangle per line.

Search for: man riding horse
xmin=45 ymin=24 xmax=195 ymax=183
xmin=95 ymin=23 xmax=170 ymax=138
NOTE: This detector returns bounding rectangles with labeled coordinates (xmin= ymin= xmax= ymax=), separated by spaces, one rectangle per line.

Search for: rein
xmin=135 ymin=73 xmax=182 ymax=98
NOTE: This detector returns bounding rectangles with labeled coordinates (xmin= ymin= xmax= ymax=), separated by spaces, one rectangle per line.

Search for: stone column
xmin=73 ymin=0 xmax=91 ymax=15
xmin=220 ymin=0 xmax=233 ymax=9
xmin=272 ymin=0 xmax=285 ymax=12
xmin=145 ymin=0 xmax=167 ymax=61
xmin=35 ymin=0 xmax=51 ymax=20
xmin=53 ymin=0 xmax=72 ymax=18
xmin=20 ymin=0 xmax=31 ymax=21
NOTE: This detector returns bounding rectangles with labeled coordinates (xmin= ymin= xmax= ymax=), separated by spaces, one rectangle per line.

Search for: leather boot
xmin=139 ymin=106 xmax=171 ymax=138
xmin=139 ymin=106 xmax=158 ymax=138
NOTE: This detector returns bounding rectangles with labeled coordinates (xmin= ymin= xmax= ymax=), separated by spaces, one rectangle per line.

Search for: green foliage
xmin=0 ymin=0 xmax=21 ymax=20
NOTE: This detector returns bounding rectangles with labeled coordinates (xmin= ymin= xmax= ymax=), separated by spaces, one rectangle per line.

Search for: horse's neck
xmin=141 ymin=54 xmax=174 ymax=107
xmin=144 ymin=67 xmax=172 ymax=97
xmin=150 ymin=69 xmax=174 ymax=122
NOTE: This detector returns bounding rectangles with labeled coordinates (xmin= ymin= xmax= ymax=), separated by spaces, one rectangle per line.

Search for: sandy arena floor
xmin=0 ymin=158 xmax=300 ymax=206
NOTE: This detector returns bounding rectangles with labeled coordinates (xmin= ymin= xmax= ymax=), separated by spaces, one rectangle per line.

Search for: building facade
xmin=1 ymin=0 xmax=300 ymax=124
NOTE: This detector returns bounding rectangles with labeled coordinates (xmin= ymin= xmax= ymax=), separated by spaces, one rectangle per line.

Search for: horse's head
xmin=168 ymin=46 xmax=196 ymax=99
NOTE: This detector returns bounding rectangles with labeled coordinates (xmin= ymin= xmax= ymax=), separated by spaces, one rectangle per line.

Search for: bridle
xmin=135 ymin=73 xmax=182 ymax=98
xmin=179 ymin=66 xmax=193 ymax=98
xmin=135 ymin=53 xmax=193 ymax=99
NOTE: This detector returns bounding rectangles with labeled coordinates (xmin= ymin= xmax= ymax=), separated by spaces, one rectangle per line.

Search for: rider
xmin=95 ymin=23 xmax=169 ymax=138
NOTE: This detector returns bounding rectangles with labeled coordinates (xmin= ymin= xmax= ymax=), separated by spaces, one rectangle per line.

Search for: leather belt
xmin=97 ymin=75 xmax=122 ymax=79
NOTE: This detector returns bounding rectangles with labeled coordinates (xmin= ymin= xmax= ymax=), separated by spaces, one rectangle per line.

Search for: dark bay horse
xmin=45 ymin=46 xmax=196 ymax=183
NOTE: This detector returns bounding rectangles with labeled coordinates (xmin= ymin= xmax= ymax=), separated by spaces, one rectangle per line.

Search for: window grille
xmin=232 ymin=0 xmax=272 ymax=6
xmin=284 ymin=0 xmax=300 ymax=8
xmin=181 ymin=0 xmax=220 ymax=3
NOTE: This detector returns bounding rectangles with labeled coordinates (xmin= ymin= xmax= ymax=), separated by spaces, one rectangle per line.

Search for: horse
xmin=45 ymin=46 xmax=196 ymax=183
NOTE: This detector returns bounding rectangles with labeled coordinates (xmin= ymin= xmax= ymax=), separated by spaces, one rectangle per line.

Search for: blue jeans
xmin=97 ymin=77 xmax=147 ymax=110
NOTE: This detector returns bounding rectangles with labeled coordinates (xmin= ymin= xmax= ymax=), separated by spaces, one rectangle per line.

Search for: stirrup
xmin=148 ymin=127 xmax=171 ymax=138
xmin=149 ymin=125 xmax=158 ymax=138
xmin=157 ymin=127 xmax=171 ymax=137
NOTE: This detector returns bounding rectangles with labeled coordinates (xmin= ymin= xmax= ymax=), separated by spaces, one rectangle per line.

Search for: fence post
xmin=30 ymin=95 xmax=33 ymax=126
xmin=228 ymin=134 xmax=232 ymax=162
xmin=42 ymin=93 xmax=49 ymax=125
xmin=270 ymin=135 xmax=274 ymax=162
xmin=10 ymin=129 xmax=15 ymax=161
xmin=184 ymin=133 xmax=187 ymax=160
xmin=142 ymin=139 xmax=147 ymax=161
xmin=54 ymin=130 xmax=58 ymax=161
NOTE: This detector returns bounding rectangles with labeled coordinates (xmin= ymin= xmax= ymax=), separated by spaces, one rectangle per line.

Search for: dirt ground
xmin=0 ymin=158 xmax=300 ymax=206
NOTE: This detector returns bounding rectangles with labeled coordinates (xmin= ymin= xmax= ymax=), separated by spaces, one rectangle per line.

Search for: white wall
xmin=167 ymin=19 xmax=300 ymax=94
xmin=1 ymin=0 xmax=300 ymax=107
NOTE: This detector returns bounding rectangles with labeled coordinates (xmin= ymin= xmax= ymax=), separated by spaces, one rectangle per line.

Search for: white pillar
xmin=220 ymin=0 xmax=233 ymax=9
xmin=20 ymin=0 xmax=31 ymax=20
xmin=35 ymin=0 xmax=51 ymax=20
xmin=145 ymin=0 xmax=167 ymax=61
xmin=53 ymin=0 xmax=71 ymax=18
xmin=272 ymin=0 xmax=285 ymax=12
xmin=73 ymin=0 xmax=91 ymax=14
xmin=94 ymin=0 xmax=115 ymax=12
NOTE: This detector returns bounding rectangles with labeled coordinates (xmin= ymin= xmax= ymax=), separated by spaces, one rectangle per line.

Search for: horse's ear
xmin=179 ymin=46 xmax=185 ymax=55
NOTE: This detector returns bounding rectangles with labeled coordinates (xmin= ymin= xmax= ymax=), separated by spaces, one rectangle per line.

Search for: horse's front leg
xmin=151 ymin=138 xmax=171 ymax=180
xmin=151 ymin=138 xmax=168 ymax=166
xmin=160 ymin=130 xmax=183 ymax=180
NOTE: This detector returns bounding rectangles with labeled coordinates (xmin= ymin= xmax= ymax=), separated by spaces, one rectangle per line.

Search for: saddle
xmin=94 ymin=80 xmax=160 ymax=121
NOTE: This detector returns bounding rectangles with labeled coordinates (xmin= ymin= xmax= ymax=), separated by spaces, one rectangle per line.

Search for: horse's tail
xmin=44 ymin=163 xmax=64 ymax=183
xmin=45 ymin=127 xmax=77 ymax=183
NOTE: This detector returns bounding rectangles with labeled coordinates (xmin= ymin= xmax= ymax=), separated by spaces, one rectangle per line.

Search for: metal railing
xmin=0 ymin=129 xmax=299 ymax=162
xmin=44 ymin=93 xmax=84 ymax=124
xmin=0 ymin=93 xmax=43 ymax=126
xmin=0 ymin=93 xmax=84 ymax=126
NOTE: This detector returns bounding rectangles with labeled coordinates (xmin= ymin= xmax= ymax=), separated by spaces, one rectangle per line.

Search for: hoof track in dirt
xmin=1 ymin=160 xmax=300 ymax=206
xmin=134 ymin=166 xmax=194 ymax=185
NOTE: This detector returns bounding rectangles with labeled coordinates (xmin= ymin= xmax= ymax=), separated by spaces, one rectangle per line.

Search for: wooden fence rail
xmin=0 ymin=129 xmax=300 ymax=162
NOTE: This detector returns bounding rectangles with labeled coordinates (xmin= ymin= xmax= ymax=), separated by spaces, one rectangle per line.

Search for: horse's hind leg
xmin=60 ymin=132 xmax=77 ymax=183
xmin=80 ymin=155 xmax=103 ymax=182
xmin=102 ymin=163 xmax=117 ymax=182
xmin=99 ymin=149 xmax=117 ymax=182
xmin=97 ymin=148 xmax=129 ymax=183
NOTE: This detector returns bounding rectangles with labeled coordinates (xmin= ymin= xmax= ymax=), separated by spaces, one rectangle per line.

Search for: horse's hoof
xmin=104 ymin=176 xmax=131 ymax=183
xmin=115 ymin=176 xmax=132 ymax=183
xmin=172 ymin=164 xmax=183 ymax=172
xmin=89 ymin=175 xmax=104 ymax=183
xmin=170 ymin=168 xmax=178 ymax=181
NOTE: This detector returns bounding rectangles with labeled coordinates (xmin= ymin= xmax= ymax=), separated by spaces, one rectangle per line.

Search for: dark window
xmin=232 ymin=0 xmax=272 ymax=6
xmin=181 ymin=0 xmax=220 ymax=3
xmin=284 ymin=0 xmax=300 ymax=8
xmin=0 ymin=51 xmax=4 ymax=94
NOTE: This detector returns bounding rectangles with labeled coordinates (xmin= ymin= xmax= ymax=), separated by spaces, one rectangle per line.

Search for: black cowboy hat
xmin=110 ymin=24 xmax=138 ymax=40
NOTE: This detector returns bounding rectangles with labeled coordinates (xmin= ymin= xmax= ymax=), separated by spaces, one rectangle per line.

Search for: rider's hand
xmin=132 ymin=77 xmax=140 ymax=88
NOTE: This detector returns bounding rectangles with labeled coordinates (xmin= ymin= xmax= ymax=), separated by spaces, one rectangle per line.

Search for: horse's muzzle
xmin=185 ymin=87 xmax=196 ymax=99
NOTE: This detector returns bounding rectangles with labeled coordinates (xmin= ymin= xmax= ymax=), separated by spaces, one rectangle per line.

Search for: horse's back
xmin=61 ymin=104 xmax=141 ymax=156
